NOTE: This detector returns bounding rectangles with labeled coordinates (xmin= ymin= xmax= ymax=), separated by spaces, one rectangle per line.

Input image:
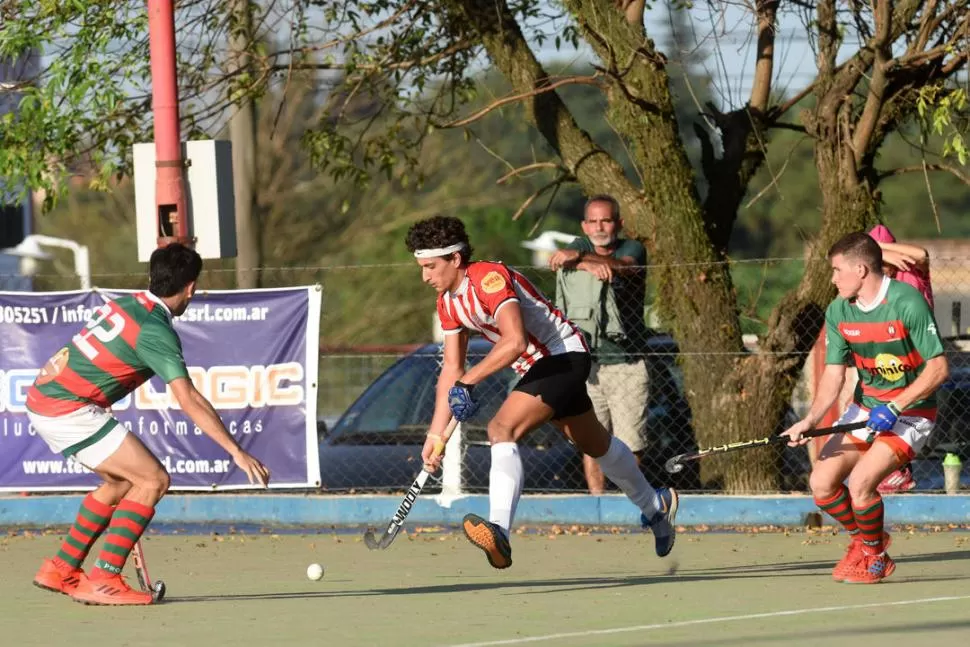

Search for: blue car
xmin=318 ymin=335 xmax=697 ymax=492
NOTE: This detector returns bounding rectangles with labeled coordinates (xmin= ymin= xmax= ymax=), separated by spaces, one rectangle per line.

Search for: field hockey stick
xmin=664 ymin=421 xmax=867 ymax=474
xmin=131 ymin=539 xmax=167 ymax=602
xmin=363 ymin=417 xmax=460 ymax=550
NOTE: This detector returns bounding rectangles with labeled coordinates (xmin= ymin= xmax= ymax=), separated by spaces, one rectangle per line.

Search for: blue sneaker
xmin=640 ymin=487 xmax=678 ymax=557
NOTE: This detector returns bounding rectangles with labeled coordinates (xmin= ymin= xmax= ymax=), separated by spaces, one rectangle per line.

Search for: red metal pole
xmin=147 ymin=0 xmax=191 ymax=248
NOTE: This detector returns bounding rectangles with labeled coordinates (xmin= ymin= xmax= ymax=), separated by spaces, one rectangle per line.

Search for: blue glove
xmin=867 ymin=402 xmax=901 ymax=434
xmin=448 ymin=381 xmax=479 ymax=422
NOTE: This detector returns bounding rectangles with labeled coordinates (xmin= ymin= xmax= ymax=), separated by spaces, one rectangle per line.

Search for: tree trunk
xmin=446 ymin=0 xmax=894 ymax=492
xmin=229 ymin=0 xmax=260 ymax=289
xmin=562 ymin=0 xmax=784 ymax=489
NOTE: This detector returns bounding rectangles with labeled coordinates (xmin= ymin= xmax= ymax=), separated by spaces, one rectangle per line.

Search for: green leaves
xmin=0 ymin=0 xmax=490 ymax=202
xmin=0 ymin=1 xmax=151 ymax=207
xmin=917 ymin=85 xmax=969 ymax=166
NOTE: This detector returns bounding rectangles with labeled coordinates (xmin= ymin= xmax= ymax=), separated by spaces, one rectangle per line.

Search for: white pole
xmin=75 ymin=244 xmax=91 ymax=290
xmin=439 ymin=422 xmax=464 ymax=497
xmin=26 ymin=235 xmax=91 ymax=290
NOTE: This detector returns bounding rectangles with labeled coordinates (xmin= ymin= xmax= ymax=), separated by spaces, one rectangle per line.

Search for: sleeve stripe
xmin=492 ymin=297 xmax=519 ymax=318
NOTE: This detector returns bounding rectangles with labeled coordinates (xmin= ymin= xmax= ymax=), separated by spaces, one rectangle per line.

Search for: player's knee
xmin=135 ymin=468 xmax=171 ymax=499
xmin=808 ymin=469 xmax=839 ymax=499
xmin=156 ymin=469 xmax=172 ymax=495
xmin=487 ymin=419 xmax=515 ymax=444
xmin=846 ymin=473 xmax=879 ymax=501
xmin=574 ymin=426 xmax=611 ymax=458
xmin=102 ymin=479 xmax=133 ymax=500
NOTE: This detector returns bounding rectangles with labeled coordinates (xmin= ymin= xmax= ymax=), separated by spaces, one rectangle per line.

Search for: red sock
xmin=853 ymin=497 xmax=885 ymax=553
xmin=56 ymin=493 xmax=114 ymax=569
xmin=90 ymin=499 xmax=154 ymax=578
xmin=815 ymin=485 xmax=859 ymax=535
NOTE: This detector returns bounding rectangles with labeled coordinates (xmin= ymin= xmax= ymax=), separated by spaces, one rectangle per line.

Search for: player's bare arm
xmin=883 ymin=354 xmax=949 ymax=411
xmin=877 ymin=241 xmax=929 ymax=271
xmin=422 ymin=332 xmax=467 ymax=471
xmin=782 ymin=364 xmax=846 ymax=446
xmin=456 ymin=301 xmax=527 ymax=386
xmin=169 ymin=377 xmax=270 ymax=486
xmin=435 ymin=333 xmax=467 ymax=427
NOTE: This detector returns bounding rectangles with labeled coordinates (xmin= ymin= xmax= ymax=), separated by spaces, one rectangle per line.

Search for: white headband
xmin=413 ymin=243 xmax=466 ymax=258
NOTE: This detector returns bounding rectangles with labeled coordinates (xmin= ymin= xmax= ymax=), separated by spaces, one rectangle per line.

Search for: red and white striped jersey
xmin=436 ymin=261 xmax=588 ymax=374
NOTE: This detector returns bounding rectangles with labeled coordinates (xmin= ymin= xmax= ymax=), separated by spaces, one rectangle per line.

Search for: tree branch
xmin=877 ymin=163 xmax=970 ymax=185
xmin=437 ymin=74 xmax=603 ymax=129
xmin=510 ymin=175 xmax=571 ymax=221
xmin=744 ymin=136 xmax=809 ymax=209
xmin=913 ymin=0 xmax=942 ymax=53
xmin=442 ymin=0 xmax=645 ymax=226
xmin=265 ymin=40 xmax=476 ymax=74
xmin=816 ymin=0 xmax=839 ymax=85
xmin=750 ymin=0 xmax=779 ymax=113
xmin=771 ymin=121 xmax=808 ymax=133
xmin=776 ymin=82 xmax=815 ymax=117
xmin=496 ymin=162 xmax=562 ymax=184
xmin=851 ymin=0 xmax=893 ymax=166
xmin=614 ymin=0 xmax=646 ymax=32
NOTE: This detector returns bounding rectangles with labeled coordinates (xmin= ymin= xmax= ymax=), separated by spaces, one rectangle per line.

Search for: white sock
xmin=489 ymin=442 xmax=523 ymax=539
xmin=596 ymin=436 xmax=660 ymax=519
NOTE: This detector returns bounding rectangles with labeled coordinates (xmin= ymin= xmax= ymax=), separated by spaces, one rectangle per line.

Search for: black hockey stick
xmin=664 ymin=421 xmax=867 ymax=474
xmin=131 ymin=539 xmax=166 ymax=602
xmin=363 ymin=417 xmax=459 ymax=550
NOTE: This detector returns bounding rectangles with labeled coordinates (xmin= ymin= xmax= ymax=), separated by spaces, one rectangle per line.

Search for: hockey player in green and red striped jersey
xmin=782 ymin=232 xmax=949 ymax=584
xmin=27 ymin=243 xmax=270 ymax=606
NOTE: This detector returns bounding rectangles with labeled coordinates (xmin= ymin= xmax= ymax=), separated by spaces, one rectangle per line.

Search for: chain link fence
xmin=4 ymin=252 xmax=970 ymax=494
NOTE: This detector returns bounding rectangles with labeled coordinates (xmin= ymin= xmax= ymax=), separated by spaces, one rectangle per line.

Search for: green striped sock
xmin=56 ymin=493 xmax=113 ymax=568
xmin=91 ymin=499 xmax=154 ymax=577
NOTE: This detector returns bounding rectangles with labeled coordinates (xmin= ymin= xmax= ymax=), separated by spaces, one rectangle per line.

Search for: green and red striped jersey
xmin=825 ymin=277 xmax=944 ymax=418
xmin=26 ymin=292 xmax=189 ymax=417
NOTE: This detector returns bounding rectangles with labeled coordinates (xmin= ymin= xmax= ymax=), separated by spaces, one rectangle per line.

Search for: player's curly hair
xmin=828 ymin=231 xmax=883 ymax=273
xmin=405 ymin=216 xmax=474 ymax=264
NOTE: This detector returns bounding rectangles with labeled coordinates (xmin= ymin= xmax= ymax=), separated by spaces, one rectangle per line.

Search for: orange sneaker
xmin=33 ymin=558 xmax=84 ymax=595
xmin=71 ymin=572 xmax=153 ymax=606
xmin=462 ymin=513 xmax=512 ymax=569
xmin=832 ymin=532 xmax=891 ymax=582
xmin=842 ymin=551 xmax=896 ymax=584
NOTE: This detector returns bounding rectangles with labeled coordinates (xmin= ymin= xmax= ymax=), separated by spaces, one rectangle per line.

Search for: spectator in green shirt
xmin=550 ymin=194 xmax=651 ymax=493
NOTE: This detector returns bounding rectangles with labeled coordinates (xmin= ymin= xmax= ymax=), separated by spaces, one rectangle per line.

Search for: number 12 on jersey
xmin=73 ymin=304 xmax=126 ymax=361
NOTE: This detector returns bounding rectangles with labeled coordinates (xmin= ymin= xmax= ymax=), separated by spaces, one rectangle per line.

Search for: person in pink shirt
xmin=868 ymin=224 xmax=934 ymax=307
xmin=869 ymin=224 xmax=934 ymax=493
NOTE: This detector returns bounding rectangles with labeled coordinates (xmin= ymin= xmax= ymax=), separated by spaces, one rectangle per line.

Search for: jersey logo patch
xmin=35 ymin=347 xmax=70 ymax=386
xmin=887 ymin=324 xmax=896 ymax=337
xmin=480 ymin=271 xmax=507 ymax=294
xmin=872 ymin=353 xmax=909 ymax=382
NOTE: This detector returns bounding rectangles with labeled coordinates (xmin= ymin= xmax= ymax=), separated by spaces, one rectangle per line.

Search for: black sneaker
xmin=461 ymin=513 xmax=512 ymax=569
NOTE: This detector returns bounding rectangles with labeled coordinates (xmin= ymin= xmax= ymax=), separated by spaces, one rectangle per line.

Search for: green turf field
xmin=2 ymin=527 xmax=969 ymax=646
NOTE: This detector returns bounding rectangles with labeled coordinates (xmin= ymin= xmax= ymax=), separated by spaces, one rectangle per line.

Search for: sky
xmin=532 ymin=1 xmax=838 ymax=111
xmin=1 ymin=2 xmax=856 ymax=126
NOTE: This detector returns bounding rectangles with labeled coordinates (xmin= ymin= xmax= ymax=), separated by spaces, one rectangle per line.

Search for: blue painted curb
xmin=2 ymin=493 xmax=970 ymax=527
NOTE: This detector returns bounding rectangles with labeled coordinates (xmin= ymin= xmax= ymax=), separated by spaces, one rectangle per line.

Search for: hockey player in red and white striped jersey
xmin=406 ymin=216 xmax=678 ymax=569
